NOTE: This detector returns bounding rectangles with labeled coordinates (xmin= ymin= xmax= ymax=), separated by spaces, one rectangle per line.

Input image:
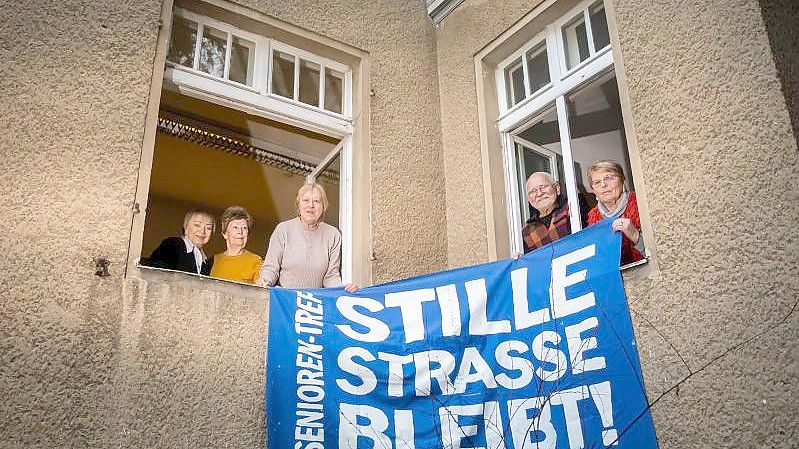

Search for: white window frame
xmin=160 ymin=6 xmax=356 ymax=283
xmin=165 ymin=8 xmax=353 ymax=136
xmin=495 ymin=0 xmax=622 ymax=256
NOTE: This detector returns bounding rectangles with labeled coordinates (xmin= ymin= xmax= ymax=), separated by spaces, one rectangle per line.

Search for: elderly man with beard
xmin=521 ymin=172 xmax=572 ymax=253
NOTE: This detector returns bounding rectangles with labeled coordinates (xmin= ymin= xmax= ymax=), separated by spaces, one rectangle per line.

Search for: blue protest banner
xmin=266 ymin=219 xmax=658 ymax=449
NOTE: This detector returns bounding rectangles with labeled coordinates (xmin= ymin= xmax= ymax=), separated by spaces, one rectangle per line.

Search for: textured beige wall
xmin=0 ymin=0 xmax=162 ymax=447
xmin=1 ymin=0 xmax=445 ymax=448
xmin=435 ymin=0 xmax=798 ymax=448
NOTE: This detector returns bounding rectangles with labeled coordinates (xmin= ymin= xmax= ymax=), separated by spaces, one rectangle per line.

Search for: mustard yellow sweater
xmin=210 ymin=250 xmax=262 ymax=284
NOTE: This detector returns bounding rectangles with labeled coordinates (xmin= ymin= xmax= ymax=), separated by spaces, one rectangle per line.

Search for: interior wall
xmin=143 ymin=132 xmax=339 ymax=260
xmin=434 ymin=1 xmax=799 ymax=448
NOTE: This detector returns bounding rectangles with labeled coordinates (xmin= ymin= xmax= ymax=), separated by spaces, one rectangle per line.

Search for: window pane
xmin=526 ymin=42 xmax=550 ymax=95
xmin=565 ymin=72 xmax=642 ymax=263
xmin=562 ymin=14 xmax=590 ymax=70
xmin=316 ymin=151 xmax=341 ymax=228
xmin=514 ymin=107 xmax=571 ymax=232
xmin=198 ymin=25 xmax=227 ymax=78
xmin=504 ymin=58 xmax=526 ymax=108
xmin=166 ymin=16 xmax=197 ymax=68
xmin=229 ymin=36 xmax=255 ymax=86
xmin=298 ymin=59 xmax=321 ymax=107
xmin=271 ymin=50 xmax=295 ymax=99
xmin=589 ymin=2 xmax=611 ymax=50
xmin=324 ymin=68 xmax=344 ymax=114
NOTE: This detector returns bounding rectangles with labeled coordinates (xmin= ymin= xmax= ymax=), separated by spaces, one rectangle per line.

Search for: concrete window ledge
xmin=131 ymin=264 xmax=270 ymax=301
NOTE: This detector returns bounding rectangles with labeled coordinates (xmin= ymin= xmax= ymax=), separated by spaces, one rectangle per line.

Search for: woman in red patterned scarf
xmin=586 ymin=160 xmax=644 ymax=265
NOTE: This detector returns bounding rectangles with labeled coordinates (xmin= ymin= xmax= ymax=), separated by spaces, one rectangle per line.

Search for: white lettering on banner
xmin=335 ymin=296 xmax=389 ymax=342
xmin=465 ymin=278 xmax=512 ymax=335
xmin=565 ymin=317 xmax=606 ymax=374
xmin=338 ymin=403 xmax=391 ymax=449
xmin=453 ymin=347 xmax=498 ymax=394
xmin=336 ymin=347 xmax=377 ymax=395
xmin=413 ymin=350 xmax=458 ymax=396
xmin=438 ymin=401 xmax=504 ymax=449
xmin=376 ymin=352 xmax=414 ymax=397
xmin=532 ymin=331 xmax=568 ymax=381
xmin=435 ymin=284 xmax=462 ymax=337
xmin=508 ymin=396 xmax=558 ymax=449
xmin=494 ymin=340 xmax=535 ymax=389
xmin=325 ymin=244 xmax=617 ymax=448
xmin=384 ymin=288 xmax=437 ymax=343
xmin=335 ymin=333 xmax=584 ymax=398
xmin=550 ymin=244 xmax=597 ymax=319
xmin=336 ymin=380 xmax=615 ymax=449
xmin=334 ymin=244 xmax=598 ymax=340
xmin=293 ymin=291 xmax=325 ymax=448
xmin=511 ymin=267 xmax=551 ymax=329
xmin=295 ymin=291 xmax=323 ymax=334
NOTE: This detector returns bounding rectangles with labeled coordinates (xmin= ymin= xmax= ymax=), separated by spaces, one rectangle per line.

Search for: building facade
xmin=1 ymin=0 xmax=796 ymax=448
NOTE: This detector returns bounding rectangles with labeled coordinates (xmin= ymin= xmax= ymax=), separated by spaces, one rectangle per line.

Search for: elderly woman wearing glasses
xmin=586 ymin=160 xmax=644 ymax=265
xmin=521 ymin=172 xmax=572 ymax=253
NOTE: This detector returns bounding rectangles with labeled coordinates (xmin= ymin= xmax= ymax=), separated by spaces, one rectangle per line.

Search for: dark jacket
xmin=141 ymin=236 xmax=212 ymax=275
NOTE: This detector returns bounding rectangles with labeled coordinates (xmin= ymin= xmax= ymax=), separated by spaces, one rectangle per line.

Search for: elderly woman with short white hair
xmin=586 ymin=160 xmax=644 ymax=265
xmin=258 ymin=183 xmax=358 ymax=292
xmin=142 ymin=210 xmax=215 ymax=275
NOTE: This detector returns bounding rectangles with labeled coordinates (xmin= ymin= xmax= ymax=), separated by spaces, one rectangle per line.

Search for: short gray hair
xmin=181 ymin=210 xmax=215 ymax=234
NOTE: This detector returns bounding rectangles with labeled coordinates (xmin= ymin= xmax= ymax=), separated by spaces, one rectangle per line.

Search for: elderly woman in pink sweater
xmin=257 ymin=183 xmax=358 ymax=292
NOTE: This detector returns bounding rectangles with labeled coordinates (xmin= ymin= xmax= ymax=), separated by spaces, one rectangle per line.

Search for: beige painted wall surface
xmin=434 ymin=0 xmax=542 ymax=267
xmin=434 ymin=0 xmax=798 ymax=447
xmin=1 ymin=0 xmax=446 ymax=448
xmin=0 ymin=0 xmax=162 ymax=447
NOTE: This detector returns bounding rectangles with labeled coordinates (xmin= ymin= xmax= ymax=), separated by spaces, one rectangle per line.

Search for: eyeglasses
xmin=590 ymin=173 xmax=618 ymax=188
xmin=527 ymin=183 xmax=556 ymax=196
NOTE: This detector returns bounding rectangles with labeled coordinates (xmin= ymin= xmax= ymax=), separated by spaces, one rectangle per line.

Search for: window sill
xmin=620 ymin=257 xmax=648 ymax=271
xmin=131 ymin=263 xmax=269 ymax=300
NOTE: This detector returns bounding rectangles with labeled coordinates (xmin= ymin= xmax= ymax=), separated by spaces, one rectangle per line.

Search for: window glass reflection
xmin=229 ymin=36 xmax=254 ymax=86
xmin=526 ymin=42 xmax=550 ymax=95
xmin=505 ymin=58 xmax=526 ymax=108
xmin=271 ymin=50 xmax=295 ymax=99
xmin=324 ymin=69 xmax=344 ymax=113
xmin=198 ymin=26 xmax=227 ymax=78
xmin=562 ymin=14 xmax=590 ymax=70
xmin=589 ymin=2 xmax=610 ymax=50
xmin=167 ymin=17 xmax=197 ymax=68
xmin=299 ymin=59 xmax=321 ymax=107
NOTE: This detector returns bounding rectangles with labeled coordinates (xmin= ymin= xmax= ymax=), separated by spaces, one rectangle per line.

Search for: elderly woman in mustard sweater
xmin=209 ymin=206 xmax=263 ymax=284
xmin=257 ymin=183 xmax=357 ymax=292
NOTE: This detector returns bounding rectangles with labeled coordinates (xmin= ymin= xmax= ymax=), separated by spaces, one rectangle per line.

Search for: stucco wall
xmin=0 ymin=0 xmax=162 ymax=447
xmin=434 ymin=0 xmax=798 ymax=447
xmin=1 ymin=0 xmax=446 ymax=448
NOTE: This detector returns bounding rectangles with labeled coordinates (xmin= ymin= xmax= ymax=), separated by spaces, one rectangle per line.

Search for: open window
xmin=131 ymin=1 xmax=359 ymax=284
xmin=492 ymin=0 xmax=647 ymax=268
